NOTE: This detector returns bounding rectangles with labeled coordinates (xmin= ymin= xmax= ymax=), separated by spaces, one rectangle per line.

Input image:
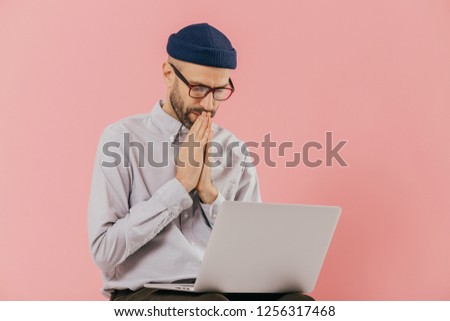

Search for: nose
xmin=199 ymin=92 xmax=215 ymax=113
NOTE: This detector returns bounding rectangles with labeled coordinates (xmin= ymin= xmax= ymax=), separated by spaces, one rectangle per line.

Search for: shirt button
xmin=183 ymin=213 xmax=189 ymax=219
xmin=212 ymin=213 xmax=217 ymax=218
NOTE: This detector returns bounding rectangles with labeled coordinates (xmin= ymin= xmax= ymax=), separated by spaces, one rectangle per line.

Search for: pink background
xmin=1 ymin=0 xmax=449 ymax=300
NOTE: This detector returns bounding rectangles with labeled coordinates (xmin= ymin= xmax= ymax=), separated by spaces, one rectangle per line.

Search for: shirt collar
xmin=149 ymin=99 xmax=190 ymax=137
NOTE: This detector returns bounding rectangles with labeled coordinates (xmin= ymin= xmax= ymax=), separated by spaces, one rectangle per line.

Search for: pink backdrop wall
xmin=1 ymin=0 xmax=449 ymax=300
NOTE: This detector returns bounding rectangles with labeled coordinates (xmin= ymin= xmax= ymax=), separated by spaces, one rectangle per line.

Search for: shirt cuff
xmin=200 ymin=191 xmax=225 ymax=226
xmin=154 ymin=178 xmax=193 ymax=212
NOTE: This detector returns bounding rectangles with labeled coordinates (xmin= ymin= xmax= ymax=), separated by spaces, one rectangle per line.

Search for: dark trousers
xmin=110 ymin=287 xmax=315 ymax=301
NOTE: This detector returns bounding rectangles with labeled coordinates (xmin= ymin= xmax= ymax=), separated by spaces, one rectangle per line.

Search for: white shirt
xmin=88 ymin=100 xmax=261 ymax=297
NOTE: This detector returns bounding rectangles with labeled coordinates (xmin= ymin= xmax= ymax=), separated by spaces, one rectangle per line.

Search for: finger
xmin=196 ymin=112 xmax=209 ymax=140
xmin=204 ymin=128 xmax=214 ymax=167
xmin=184 ymin=113 xmax=205 ymax=143
xmin=200 ymin=113 xmax=212 ymax=142
xmin=208 ymin=125 xmax=213 ymax=142
xmin=200 ymin=127 xmax=210 ymax=147
xmin=207 ymin=113 xmax=212 ymax=131
xmin=189 ymin=112 xmax=205 ymax=134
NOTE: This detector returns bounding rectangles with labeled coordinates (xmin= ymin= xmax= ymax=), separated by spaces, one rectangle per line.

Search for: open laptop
xmin=144 ymin=201 xmax=341 ymax=293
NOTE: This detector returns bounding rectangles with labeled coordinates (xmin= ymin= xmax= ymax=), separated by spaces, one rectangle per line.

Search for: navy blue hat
xmin=167 ymin=23 xmax=237 ymax=69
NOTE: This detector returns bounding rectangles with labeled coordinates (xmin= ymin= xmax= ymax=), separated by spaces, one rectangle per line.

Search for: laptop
xmin=144 ymin=201 xmax=341 ymax=293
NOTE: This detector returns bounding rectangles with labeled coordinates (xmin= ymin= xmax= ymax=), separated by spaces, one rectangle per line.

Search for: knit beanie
xmin=167 ymin=23 xmax=237 ymax=69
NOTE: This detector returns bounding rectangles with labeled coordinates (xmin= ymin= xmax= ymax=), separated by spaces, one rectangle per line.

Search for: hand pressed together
xmin=175 ymin=112 xmax=218 ymax=204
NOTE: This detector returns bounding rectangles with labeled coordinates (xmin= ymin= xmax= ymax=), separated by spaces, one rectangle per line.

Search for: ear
xmin=162 ymin=62 xmax=174 ymax=88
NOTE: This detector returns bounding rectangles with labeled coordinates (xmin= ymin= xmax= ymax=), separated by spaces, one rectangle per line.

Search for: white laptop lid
xmin=194 ymin=201 xmax=341 ymax=293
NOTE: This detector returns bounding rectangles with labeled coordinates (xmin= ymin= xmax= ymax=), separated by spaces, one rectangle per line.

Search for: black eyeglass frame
xmin=169 ymin=63 xmax=235 ymax=101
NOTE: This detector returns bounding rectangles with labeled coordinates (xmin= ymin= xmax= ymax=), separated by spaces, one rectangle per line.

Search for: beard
xmin=169 ymin=81 xmax=216 ymax=129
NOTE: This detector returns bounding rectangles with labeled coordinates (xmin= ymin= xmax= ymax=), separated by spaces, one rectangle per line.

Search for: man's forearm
xmin=88 ymin=178 xmax=192 ymax=272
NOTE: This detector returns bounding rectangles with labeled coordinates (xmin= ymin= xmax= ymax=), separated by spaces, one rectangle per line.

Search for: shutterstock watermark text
xmin=101 ymin=131 xmax=348 ymax=168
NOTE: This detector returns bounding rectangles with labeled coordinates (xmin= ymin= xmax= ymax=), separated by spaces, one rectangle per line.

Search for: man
xmin=88 ymin=23 xmax=313 ymax=301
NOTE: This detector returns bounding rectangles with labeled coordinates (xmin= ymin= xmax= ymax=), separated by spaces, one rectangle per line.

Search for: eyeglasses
xmin=169 ymin=63 xmax=235 ymax=101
